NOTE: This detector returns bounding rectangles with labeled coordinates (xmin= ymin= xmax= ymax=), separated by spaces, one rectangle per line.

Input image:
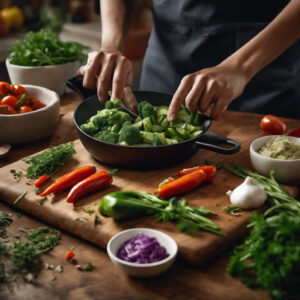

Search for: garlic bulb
xmin=229 ymin=176 xmax=267 ymax=209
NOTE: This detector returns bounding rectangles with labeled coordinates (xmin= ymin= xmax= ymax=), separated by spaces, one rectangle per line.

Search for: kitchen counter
xmin=0 ymin=91 xmax=299 ymax=300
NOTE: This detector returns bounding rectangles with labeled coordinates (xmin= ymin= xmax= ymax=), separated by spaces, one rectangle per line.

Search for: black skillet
xmin=66 ymin=75 xmax=240 ymax=169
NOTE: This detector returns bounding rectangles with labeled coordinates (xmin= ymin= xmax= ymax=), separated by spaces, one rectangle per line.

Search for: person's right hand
xmin=77 ymin=50 xmax=138 ymax=112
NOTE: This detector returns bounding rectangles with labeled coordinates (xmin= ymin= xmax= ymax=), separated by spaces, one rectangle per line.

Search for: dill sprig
xmin=23 ymin=143 xmax=76 ymax=179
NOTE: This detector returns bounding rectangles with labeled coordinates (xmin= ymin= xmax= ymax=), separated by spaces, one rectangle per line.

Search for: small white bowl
xmin=6 ymin=59 xmax=80 ymax=96
xmin=0 ymin=85 xmax=60 ymax=144
xmin=250 ymin=135 xmax=300 ymax=183
xmin=107 ymin=228 xmax=178 ymax=278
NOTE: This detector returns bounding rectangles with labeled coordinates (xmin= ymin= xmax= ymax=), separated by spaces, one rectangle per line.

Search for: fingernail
xmin=168 ymin=113 xmax=175 ymax=122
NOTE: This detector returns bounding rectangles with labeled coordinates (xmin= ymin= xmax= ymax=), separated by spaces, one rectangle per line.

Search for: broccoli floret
xmin=93 ymin=131 xmax=119 ymax=144
xmin=138 ymin=101 xmax=156 ymax=123
xmin=105 ymin=99 xmax=123 ymax=109
xmin=119 ymin=124 xmax=141 ymax=145
xmin=90 ymin=109 xmax=117 ymax=128
xmin=80 ymin=122 xmax=98 ymax=135
xmin=110 ymin=111 xmax=132 ymax=128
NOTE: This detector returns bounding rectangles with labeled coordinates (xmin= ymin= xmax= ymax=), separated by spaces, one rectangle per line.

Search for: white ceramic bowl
xmin=250 ymin=135 xmax=300 ymax=183
xmin=0 ymin=85 xmax=60 ymax=144
xmin=107 ymin=228 xmax=178 ymax=278
xmin=6 ymin=59 xmax=80 ymax=96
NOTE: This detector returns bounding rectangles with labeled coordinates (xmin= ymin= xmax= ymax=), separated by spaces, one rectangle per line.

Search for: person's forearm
xmin=100 ymin=0 xmax=134 ymax=51
xmin=224 ymin=0 xmax=300 ymax=82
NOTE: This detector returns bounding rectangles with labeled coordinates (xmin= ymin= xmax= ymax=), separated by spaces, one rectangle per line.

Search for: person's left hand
xmin=167 ymin=61 xmax=249 ymax=121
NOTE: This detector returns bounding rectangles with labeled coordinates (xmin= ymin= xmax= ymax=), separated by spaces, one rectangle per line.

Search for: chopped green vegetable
xmin=23 ymin=143 xmax=76 ymax=179
xmin=80 ymin=100 xmax=203 ymax=146
xmin=74 ymin=207 xmax=95 ymax=216
xmin=0 ymin=212 xmax=13 ymax=227
xmin=55 ymin=265 xmax=63 ymax=273
xmin=37 ymin=197 xmax=48 ymax=206
xmin=14 ymin=191 xmax=27 ymax=205
xmin=94 ymin=215 xmax=101 ymax=226
xmin=75 ymin=217 xmax=88 ymax=223
xmin=84 ymin=262 xmax=94 ymax=271
xmin=34 ymin=188 xmax=41 ymax=195
xmin=8 ymin=30 xmax=88 ymax=66
xmin=224 ymin=206 xmax=241 ymax=216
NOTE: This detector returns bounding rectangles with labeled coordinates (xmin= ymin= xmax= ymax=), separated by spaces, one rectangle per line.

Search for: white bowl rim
xmin=107 ymin=228 xmax=178 ymax=268
xmin=250 ymin=135 xmax=300 ymax=162
xmin=0 ymin=84 xmax=59 ymax=118
xmin=6 ymin=58 xmax=79 ymax=69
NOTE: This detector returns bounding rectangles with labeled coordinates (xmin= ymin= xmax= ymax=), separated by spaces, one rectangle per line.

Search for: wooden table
xmin=0 ymin=92 xmax=299 ymax=300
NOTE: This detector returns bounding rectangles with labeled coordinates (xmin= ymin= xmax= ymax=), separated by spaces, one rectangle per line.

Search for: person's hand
xmin=167 ymin=62 xmax=249 ymax=121
xmin=77 ymin=50 xmax=138 ymax=112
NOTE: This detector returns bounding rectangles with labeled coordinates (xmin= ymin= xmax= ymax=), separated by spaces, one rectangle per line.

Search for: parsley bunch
xmin=209 ymin=160 xmax=300 ymax=299
xmin=23 ymin=143 xmax=76 ymax=179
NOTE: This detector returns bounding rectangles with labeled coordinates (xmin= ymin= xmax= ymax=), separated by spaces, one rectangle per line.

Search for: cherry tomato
xmin=260 ymin=115 xmax=287 ymax=135
xmin=0 ymin=82 xmax=13 ymax=97
xmin=31 ymin=99 xmax=46 ymax=110
xmin=1 ymin=95 xmax=18 ymax=108
xmin=288 ymin=127 xmax=300 ymax=138
xmin=19 ymin=106 xmax=33 ymax=114
xmin=12 ymin=84 xmax=28 ymax=97
xmin=0 ymin=104 xmax=17 ymax=114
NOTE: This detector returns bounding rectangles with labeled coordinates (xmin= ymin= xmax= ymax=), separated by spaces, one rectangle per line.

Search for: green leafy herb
xmin=0 ymin=212 xmax=13 ymax=227
xmin=228 ymin=213 xmax=300 ymax=300
xmin=10 ymin=169 xmax=16 ymax=174
xmin=23 ymin=143 xmax=76 ymax=179
xmin=8 ymin=30 xmax=88 ymax=66
xmin=108 ymin=169 xmax=119 ymax=176
xmin=37 ymin=197 xmax=48 ymax=206
xmin=15 ymin=213 xmax=22 ymax=219
xmin=74 ymin=207 xmax=95 ymax=215
xmin=75 ymin=217 xmax=88 ymax=223
xmin=55 ymin=265 xmax=63 ymax=273
xmin=94 ymin=215 xmax=101 ymax=226
xmin=84 ymin=262 xmax=94 ymax=271
xmin=224 ymin=206 xmax=241 ymax=216
xmin=34 ymin=188 xmax=41 ymax=195
xmin=14 ymin=191 xmax=27 ymax=205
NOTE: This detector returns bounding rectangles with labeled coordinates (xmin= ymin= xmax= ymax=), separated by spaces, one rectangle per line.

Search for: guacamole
xmin=258 ymin=136 xmax=300 ymax=160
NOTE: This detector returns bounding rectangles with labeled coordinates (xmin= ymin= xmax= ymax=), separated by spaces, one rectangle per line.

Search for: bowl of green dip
xmin=250 ymin=135 xmax=300 ymax=183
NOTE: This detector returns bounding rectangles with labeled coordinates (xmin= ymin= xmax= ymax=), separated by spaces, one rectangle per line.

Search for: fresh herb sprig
xmin=23 ymin=143 xmax=76 ymax=179
xmin=8 ymin=30 xmax=88 ymax=66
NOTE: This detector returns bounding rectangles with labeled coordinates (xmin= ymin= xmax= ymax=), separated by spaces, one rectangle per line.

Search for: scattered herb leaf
xmin=14 ymin=191 xmax=27 ymax=205
xmin=75 ymin=217 xmax=88 ymax=223
xmin=84 ymin=262 xmax=94 ymax=271
xmin=37 ymin=197 xmax=48 ymax=206
xmin=224 ymin=206 xmax=241 ymax=216
xmin=94 ymin=216 xmax=101 ymax=226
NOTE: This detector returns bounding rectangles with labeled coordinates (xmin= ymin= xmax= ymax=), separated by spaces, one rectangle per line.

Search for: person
xmin=78 ymin=0 xmax=300 ymax=121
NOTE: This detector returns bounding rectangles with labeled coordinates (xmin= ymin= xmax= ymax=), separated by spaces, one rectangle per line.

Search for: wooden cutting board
xmin=0 ymin=137 xmax=297 ymax=265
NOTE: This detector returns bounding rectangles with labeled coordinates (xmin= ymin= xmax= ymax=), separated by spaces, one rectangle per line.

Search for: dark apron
xmin=140 ymin=0 xmax=300 ymax=119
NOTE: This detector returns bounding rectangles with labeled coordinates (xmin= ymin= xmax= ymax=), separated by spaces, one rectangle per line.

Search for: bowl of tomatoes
xmin=0 ymin=82 xmax=60 ymax=144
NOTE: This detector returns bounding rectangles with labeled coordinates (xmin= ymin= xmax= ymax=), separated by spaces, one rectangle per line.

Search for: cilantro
xmin=74 ymin=207 xmax=95 ymax=215
xmin=35 ymin=188 xmax=41 ymax=195
xmin=37 ymin=197 xmax=48 ymax=205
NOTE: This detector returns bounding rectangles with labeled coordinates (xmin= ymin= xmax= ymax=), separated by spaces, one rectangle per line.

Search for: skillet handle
xmin=66 ymin=75 xmax=96 ymax=100
xmin=195 ymin=131 xmax=240 ymax=154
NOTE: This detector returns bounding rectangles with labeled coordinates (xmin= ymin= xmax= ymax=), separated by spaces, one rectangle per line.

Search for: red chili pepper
xmin=177 ymin=165 xmax=217 ymax=182
xmin=40 ymin=166 xmax=96 ymax=197
xmin=288 ymin=127 xmax=300 ymax=138
xmin=66 ymin=170 xmax=112 ymax=203
xmin=65 ymin=250 xmax=75 ymax=261
xmin=157 ymin=169 xmax=207 ymax=199
xmin=34 ymin=175 xmax=50 ymax=188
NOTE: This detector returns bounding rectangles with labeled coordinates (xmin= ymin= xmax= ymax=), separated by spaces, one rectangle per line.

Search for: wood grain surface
xmin=0 ymin=91 xmax=299 ymax=300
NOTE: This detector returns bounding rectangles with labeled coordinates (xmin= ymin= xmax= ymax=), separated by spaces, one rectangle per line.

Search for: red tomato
xmin=0 ymin=82 xmax=13 ymax=97
xmin=12 ymin=84 xmax=28 ymax=96
xmin=260 ymin=115 xmax=287 ymax=135
xmin=19 ymin=106 xmax=33 ymax=114
xmin=31 ymin=98 xmax=46 ymax=110
xmin=0 ymin=104 xmax=17 ymax=114
xmin=1 ymin=95 xmax=18 ymax=108
xmin=288 ymin=127 xmax=300 ymax=138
